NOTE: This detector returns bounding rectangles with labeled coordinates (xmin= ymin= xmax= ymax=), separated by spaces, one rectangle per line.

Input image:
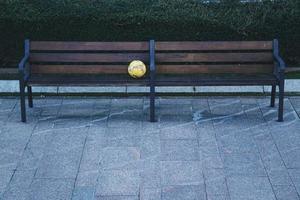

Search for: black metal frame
xmin=18 ymin=39 xmax=286 ymax=123
xmin=149 ymin=39 xmax=156 ymax=122
xmin=18 ymin=39 xmax=31 ymax=122
xmin=272 ymin=39 xmax=286 ymax=122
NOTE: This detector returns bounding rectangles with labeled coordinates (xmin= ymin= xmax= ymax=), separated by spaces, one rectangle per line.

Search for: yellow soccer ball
xmin=128 ymin=60 xmax=146 ymax=78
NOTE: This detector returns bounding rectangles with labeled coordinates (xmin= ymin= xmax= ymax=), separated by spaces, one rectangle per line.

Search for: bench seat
xmin=27 ymin=75 xmax=151 ymax=86
xmin=154 ymin=74 xmax=277 ymax=86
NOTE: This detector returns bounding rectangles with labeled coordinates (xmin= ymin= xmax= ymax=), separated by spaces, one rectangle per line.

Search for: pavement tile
xmin=288 ymin=169 xmax=300 ymax=195
xmin=0 ymin=168 xmax=14 ymax=197
xmin=267 ymin=169 xmax=294 ymax=186
xmin=160 ymin=139 xmax=199 ymax=161
xmin=96 ymin=170 xmax=140 ymax=196
xmin=273 ymin=185 xmax=300 ymax=200
xmin=1 ymin=170 xmax=35 ymax=200
xmin=281 ymin=148 xmax=300 ymax=169
xmin=271 ymin=126 xmax=300 ymax=154
xmin=227 ymin=176 xmax=276 ymax=200
xmin=53 ymin=117 xmax=91 ymax=129
xmin=139 ymin=135 xmax=161 ymax=160
xmin=140 ymin=161 xmax=161 ymax=188
xmin=160 ymin=124 xmax=198 ymax=140
xmin=213 ymin=118 xmax=250 ymax=138
xmin=35 ymin=151 xmax=82 ymax=179
xmin=218 ymin=131 xmax=257 ymax=154
xmin=162 ymin=185 xmax=206 ymax=200
xmin=222 ymin=152 xmax=266 ymax=176
xmin=254 ymin=133 xmax=280 ymax=159
xmin=199 ymin=137 xmax=220 ymax=155
xmin=100 ymin=147 xmax=141 ymax=170
xmin=44 ymin=128 xmax=87 ymax=155
xmin=79 ymin=140 xmax=103 ymax=172
xmin=34 ymin=118 xmax=55 ymax=133
xmin=76 ymin=170 xmax=99 ymax=187
xmin=158 ymin=104 xmax=192 ymax=115
xmin=261 ymin=153 xmax=287 ymax=172
xmin=140 ymin=188 xmax=161 ymax=200
xmin=108 ymin=111 xmax=143 ymax=128
xmin=158 ymin=114 xmax=193 ymax=129
xmin=201 ymin=152 xmax=224 ymax=169
xmin=103 ymin=127 xmax=141 ymax=147
xmin=204 ymin=168 xmax=229 ymax=196
xmin=111 ymin=98 xmax=144 ymax=108
xmin=26 ymin=178 xmax=74 ymax=200
xmin=95 ymin=195 xmax=138 ymax=200
xmin=72 ymin=186 xmax=95 ymax=200
xmin=160 ymin=161 xmax=203 ymax=186
xmin=209 ymin=98 xmax=243 ymax=115
xmin=207 ymin=195 xmax=230 ymax=200
xmin=0 ymin=138 xmax=28 ymax=170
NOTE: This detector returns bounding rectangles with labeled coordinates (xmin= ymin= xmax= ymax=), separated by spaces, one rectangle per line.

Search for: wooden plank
xmin=31 ymin=64 xmax=274 ymax=75
xmin=156 ymin=52 xmax=273 ymax=63
xmin=156 ymin=41 xmax=273 ymax=51
xmin=285 ymin=67 xmax=300 ymax=73
xmin=0 ymin=68 xmax=18 ymax=75
xmin=28 ymin=75 xmax=149 ymax=86
xmin=155 ymin=74 xmax=276 ymax=82
xmin=31 ymin=65 xmax=128 ymax=74
xmin=30 ymin=53 xmax=149 ymax=63
xmin=156 ymin=64 xmax=274 ymax=74
xmin=30 ymin=41 xmax=149 ymax=51
xmin=0 ymin=68 xmax=19 ymax=80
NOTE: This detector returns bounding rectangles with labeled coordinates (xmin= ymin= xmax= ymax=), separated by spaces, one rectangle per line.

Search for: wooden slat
xmin=30 ymin=53 xmax=148 ymax=63
xmin=156 ymin=64 xmax=274 ymax=74
xmin=27 ymin=74 xmax=276 ymax=86
xmin=28 ymin=75 xmax=149 ymax=86
xmin=31 ymin=65 xmax=128 ymax=74
xmin=156 ymin=41 xmax=273 ymax=51
xmin=31 ymin=64 xmax=273 ymax=75
xmin=156 ymin=52 xmax=273 ymax=63
xmin=30 ymin=41 xmax=149 ymax=51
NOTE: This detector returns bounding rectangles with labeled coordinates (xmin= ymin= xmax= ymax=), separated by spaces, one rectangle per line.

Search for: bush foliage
xmin=0 ymin=0 xmax=299 ymax=65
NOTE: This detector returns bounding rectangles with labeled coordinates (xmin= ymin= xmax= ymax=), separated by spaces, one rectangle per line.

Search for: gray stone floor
xmin=0 ymin=96 xmax=300 ymax=200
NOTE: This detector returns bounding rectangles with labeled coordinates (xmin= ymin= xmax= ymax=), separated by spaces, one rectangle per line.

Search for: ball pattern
xmin=128 ymin=60 xmax=147 ymax=78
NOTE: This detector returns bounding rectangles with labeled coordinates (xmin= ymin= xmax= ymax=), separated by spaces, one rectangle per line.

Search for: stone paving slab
xmin=0 ymin=96 xmax=300 ymax=200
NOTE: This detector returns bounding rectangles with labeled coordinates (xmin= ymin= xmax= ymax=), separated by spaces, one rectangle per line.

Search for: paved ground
xmin=0 ymin=96 xmax=300 ymax=200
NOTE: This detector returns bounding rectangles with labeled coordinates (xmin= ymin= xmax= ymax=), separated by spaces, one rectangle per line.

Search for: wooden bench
xmin=151 ymin=40 xmax=285 ymax=121
xmin=19 ymin=39 xmax=285 ymax=122
xmin=18 ymin=40 xmax=156 ymax=122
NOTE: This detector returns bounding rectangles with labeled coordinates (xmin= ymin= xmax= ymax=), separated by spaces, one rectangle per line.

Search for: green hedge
xmin=0 ymin=0 xmax=299 ymax=66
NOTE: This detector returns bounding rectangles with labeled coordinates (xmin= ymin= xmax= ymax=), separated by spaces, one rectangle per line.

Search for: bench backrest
xmin=29 ymin=41 xmax=149 ymax=75
xmin=155 ymin=41 xmax=274 ymax=75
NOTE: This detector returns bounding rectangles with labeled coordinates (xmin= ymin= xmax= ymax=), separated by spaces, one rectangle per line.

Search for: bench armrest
xmin=18 ymin=54 xmax=29 ymax=72
xmin=274 ymin=53 xmax=286 ymax=73
xmin=18 ymin=39 xmax=30 ymax=80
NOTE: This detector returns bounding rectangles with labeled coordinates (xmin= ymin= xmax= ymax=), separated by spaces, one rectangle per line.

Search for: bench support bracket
xmin=278 ymin=75 xmax=284 ymax=122
xmin=270 ymin=85 xmax=276 ymax=107
xmin=19 ymin=78 xmax=26 ymax=122
xmin=28 ymin=86 xmax=33 ymax=108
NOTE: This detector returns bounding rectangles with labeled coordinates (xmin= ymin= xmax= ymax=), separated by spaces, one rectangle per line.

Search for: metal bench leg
xmin=278 ymin=79 xmax=284 ymax=122
xmin=28 ymin=86 xmax=33 ymax=108
xmin=19 ymin=80 xmax=26 ymax=122
xmin=270 ymin=85 xmax=276 ymax=107
xmin=150 ymin=85 xmax=156 ymax=122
